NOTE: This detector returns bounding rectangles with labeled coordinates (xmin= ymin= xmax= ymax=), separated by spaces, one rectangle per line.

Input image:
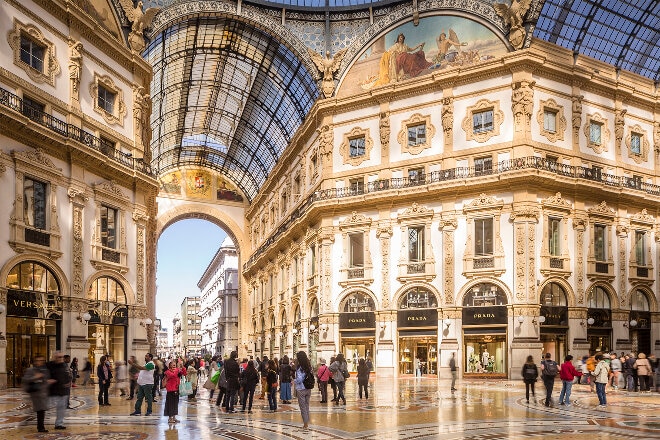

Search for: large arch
xmin=0 ymin=253 xmax=70 ymax=297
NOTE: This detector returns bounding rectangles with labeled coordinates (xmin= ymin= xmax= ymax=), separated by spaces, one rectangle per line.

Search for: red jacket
xmin=559 ymin=361 xmax=582 ymax=381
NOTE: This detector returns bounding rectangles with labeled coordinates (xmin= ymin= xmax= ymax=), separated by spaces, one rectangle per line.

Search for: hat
xmin=319 ymin=358 xmax=326 ymax=364
xmin=639 ymin=353 xmax=646 ymax=359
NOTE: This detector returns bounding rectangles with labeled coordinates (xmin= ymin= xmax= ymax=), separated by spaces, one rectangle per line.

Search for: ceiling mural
xmin=337 ymin=15 xmax=508 ymax=98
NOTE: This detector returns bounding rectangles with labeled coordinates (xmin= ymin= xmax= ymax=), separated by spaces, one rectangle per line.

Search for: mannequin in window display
xmin=482 ymin=349 xmax=490 ymax=371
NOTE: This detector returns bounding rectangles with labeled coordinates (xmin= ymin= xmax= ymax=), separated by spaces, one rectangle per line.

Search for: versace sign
xmin=7 ymin=290 xmax=62 ymax=318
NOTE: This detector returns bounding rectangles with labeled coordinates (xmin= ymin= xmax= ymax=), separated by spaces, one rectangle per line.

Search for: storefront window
xmin=86 ymin=276 xmax=127 ymax=366
xmin=341 ymin=292 xmax=375 ymax=312
xmin=340 ymin=291 xmax=376 ymax=372
xmin=587 ymin=285 xmax=612 ymax=354
xmin=399 ymin=287 xmax=438 ymax=309
xmin=630 ymin=289 xmax=651 ymax=355
xmin=464 ymin=334 xmax=506 ymax=373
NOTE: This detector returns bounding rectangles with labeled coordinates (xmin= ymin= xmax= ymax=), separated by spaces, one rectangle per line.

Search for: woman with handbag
xmin=23 ymin=355 xmax=52 ymax=433
xmin=163 ymin=360 xmax=186 ymax=423
xmin=185 ymin=360 xmax=198 ymax=400
xmin=316 ymin=358 xmax=331 ymax=403
xmin=266 ymin=359 xmax=279 ymax=412
xmin=240 ymin=360 xmax=259 ymax=413
xmin=329 ymin=353 xmax=347 ymax=405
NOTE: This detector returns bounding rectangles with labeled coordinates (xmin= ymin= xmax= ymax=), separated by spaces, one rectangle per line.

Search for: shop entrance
xmin=340 ymin=337 xmax=374 ymax=373
xmin=463 ymin=333 xmax=506 ymax=375
xmin=399 ymin=337 xmax=437 ymax=375
xmin=540 ymin=331 xmax=567 ymax=361
xmin=6 ymin=318 xmax=58 ymax=387
xmin=87 ymin=324 xmax=126 ymax=366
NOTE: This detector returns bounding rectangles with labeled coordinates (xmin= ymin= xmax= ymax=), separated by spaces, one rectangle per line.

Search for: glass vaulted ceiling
xmin=534 ymin=0 xmax=660 ymax=82
xmin=145 ymin=17 xmax=319 ymax=201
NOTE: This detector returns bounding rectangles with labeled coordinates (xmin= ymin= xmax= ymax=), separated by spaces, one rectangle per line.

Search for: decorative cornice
xmin=463 ymin=193 xmax=504 ymax=212
xmin=398 ymin=202 xmax=434 ymax=222
xmin=587 ymin=201 xmax=615 ymax=218
xmin=630 ymin=208 xmax=655 ymax=226
xmin=339 ymin=211 xmax=372 ymax=229
xmin=541 ymin=192 xmax=572 ymax=210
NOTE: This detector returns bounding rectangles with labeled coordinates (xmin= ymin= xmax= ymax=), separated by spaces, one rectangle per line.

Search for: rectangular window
xmin=349 ymin=177 xmax=364 ymax=194
xmin=474 ymin=156 xmax=493 ymax=175
xmin=548 ymin=217 xmax=561 ymax=256
xmin=98 ymin=85 xmax=115 ymax=114
xmin=100 ymin=205 xmax=117 ymax=249
xmin=294 ymin=176 xmax=301 ymax=197
xmin=293 ymin=257 xmax=299 ymax=284
xmin=543 ymin=110 xmax=557 ymax=133
xmin=473 ymin=110 xmax=494 ymax=133
xmin=349 ymin=232 xmax=364 ymax=267
xmin=594 ymin=224 xmax=606 ymax=261
xmin=24 ymin=177 xmax=47 ymax=229
xmin=408 ymin=226 xmax=425 ymax=262
xmin=21 ymin=96 xmax=45 ymax=122
xmin=635 ymin=231 xmax=646 ymax=266
xmin=349 ymin=136 xmax=366 ymax=157
xmin=311 ymin=154 xmax=318 ymax=174
xmin=475 ymin=218 xmax=493 ymax=256
xmin=589 ymin=122 xmax=602 ymax=145
xmin=631 ymin=133 xmax=642 ymax=154
xmin=310 ymin=245 xmax=316 ymax=275
xmin=20 ymin=35 xmax=45 ymax=72
xmin=407 ymin=124 xmax=426 ymax=146
xmin=281 ymin=193 xmax=287 ymax=215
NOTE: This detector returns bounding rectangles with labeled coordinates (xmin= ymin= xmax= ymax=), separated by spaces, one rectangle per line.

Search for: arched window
xmin=87 ymin=276 xmax=126 ymax=303
xmin=631 ymin=289 xmax=650 ymax=311
xmin=310 ymin=297 xmax=319 ymax=317
xmin=588 ymin=286 xmax=610 ymax=309
xmin=341 ymin=292 xmax=375 ymax=312
xmin=540 ymin=283 xmax=567 ymax=306
xmin=399 ymin=287 xmax=438 ymax=309
xmin=7 ymin=261 xmax=59 ymax=294
xmin=463 ymin=283 xmax=507 ymax=307
xmin=280 ymin=311 xmax=287 ymax=327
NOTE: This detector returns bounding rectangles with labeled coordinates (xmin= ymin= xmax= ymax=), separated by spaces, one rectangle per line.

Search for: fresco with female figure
xmin=336 ymin=15 xmax=508 ymax=98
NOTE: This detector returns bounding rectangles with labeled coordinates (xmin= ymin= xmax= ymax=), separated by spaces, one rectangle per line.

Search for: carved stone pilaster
xmin=379 ymin=112 xmax=390 ymax=155
xmin=377 ymin=222 xmax=392 ymax=309
xmin=440 ymin=217 xmax=457 ymax=305
xmin=617 ymin=225 xmax=628 ymax=308
xmin=318 ymin=229 xmax=334 ymax=314
xmin=71 ymin=203 xmax=84 ymax=297
xmin=136 ymin=226 xmax=145 ymax=304
xmin=574 ymin=215 xmax=587 ymax=305
xmin=511 ymin=207 xmax=538 ymax=303
xmin=441 ymin=97 xmax=454 ymax=146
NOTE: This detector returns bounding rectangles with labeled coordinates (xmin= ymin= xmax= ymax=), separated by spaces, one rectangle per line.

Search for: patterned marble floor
xmin=3 ymin=376 xmax=660 ymax=439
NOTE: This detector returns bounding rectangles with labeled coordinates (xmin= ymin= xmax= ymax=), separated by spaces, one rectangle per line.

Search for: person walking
xmin=625 ymin=353 xmax=638 ymax=391
xmin=540 ymin=352 xmax=558 ymax=407
xmin=127 ymin=356 xmax=139 ymax=400
xmin=186 ymin=360 xmax=198 ymax=400
xmin=70 ymin=357 xmax=79 ymax=388
xmin=47 ymin=351 xmax=70 ymax=430
xmin=293 ymin=351 xmax=314 ymax=430
xmin=259 ymin=356 xmax=269 ymax=400
xmin=240 ymin=359 xmax=259 ymax=413
xmin=316 ymin=358 xmax=331 ymax=403
xmin=356 ymin=358 xmax=370 ymax=399
xmin=129 ymin=353 xmax=156 ymax=416
xmin=266 ymin=359 xmax=279 ymax=412
xmin=279 ymin=356 xmax=293 ymax=404
xmin=96 ymin=355 xmax=112 ymax=406
xmin=115 ymin=360 xmax=128 ymax=397
xmin=592 ymin=353 xmax=610 ymax=408
xmin=23 ymin=355 xmax=52 ymax=432
xmin=328 ymin=356 xmax=338 ymax=402
xmin=609 ymin=353 xmax=622 ymax=390
xmin=634 ymin=353 xmax=653 ymax=392
xmin=521 ymin=355 xmax=538 ymax=403
xmin=163 ymin=360 xmax=186 ymax=423
xmin=449 ymin=352 xmax=458 ymax=391
xmin=81 ymin=357 xmax=92 ymax=386
xmin=224 ymin=351 xmax=241 ymax=413
xmin=63 ymin=354 xmax=73 ymax=409
xmin=329 ymin=353 xmax=348 ymax=405
xmin=558 ymin=355 xmax=581 ymax=406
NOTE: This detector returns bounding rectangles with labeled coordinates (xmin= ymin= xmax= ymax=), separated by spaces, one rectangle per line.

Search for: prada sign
xmin=339 ymin=311 xmax=375 ymax=329
xmin=462 ymin=306 xmax=507 ymax=325
xmin=7 ymin=290 xmax=62 ymax=318
xmin=397 ymin=308 xmax=437 ymax=328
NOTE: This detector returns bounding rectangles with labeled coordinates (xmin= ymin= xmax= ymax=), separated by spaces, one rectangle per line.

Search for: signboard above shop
xmin=7 ymin=289 xmax=62 ymax=319
xmin=462 ymin=306 xmax=507 ymax=325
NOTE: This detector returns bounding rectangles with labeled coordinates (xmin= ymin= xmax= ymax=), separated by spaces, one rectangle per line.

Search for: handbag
xmin=210 ymin=369 xmax=220 ymax=385
xmin=342 ymin=369 xmax=350 ymax=379
xmin=179 ymin=378 xmax=192 ymax=396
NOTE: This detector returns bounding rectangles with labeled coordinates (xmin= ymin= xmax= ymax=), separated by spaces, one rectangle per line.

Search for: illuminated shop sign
xmin=7 ymin=290 xmax=62 ymax=318
xmin=462 ymin=306 xmax=507 ymax=325
xmin=397 ymin=308 xmax=437 ymax=328
xmin=339 ymin=311 xmax=375 ymax=329
xmin=88 ymin=302 xmax=129 ymax=325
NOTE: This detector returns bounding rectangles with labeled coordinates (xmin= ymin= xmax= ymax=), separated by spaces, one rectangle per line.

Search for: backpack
xmin=543 ymin=360 xmax=558 ymax=377
xmin=303 ymin=370 xmax=315 ymax=389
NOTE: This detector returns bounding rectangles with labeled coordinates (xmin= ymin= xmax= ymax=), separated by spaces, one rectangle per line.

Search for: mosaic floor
xmin=3 ymin=376 xmax=660 ymax=439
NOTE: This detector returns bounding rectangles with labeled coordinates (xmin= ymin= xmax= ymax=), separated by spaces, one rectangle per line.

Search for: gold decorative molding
xmin=397 ymin=113 xmax=435 ymax=155
xmin=583 ymin=112 xmax=610 ymax=154
xmin=625 ymin=124 xmax=650 ymax=164
xmin=462 ymin=99 xmax=504 ymax=143
xmin=536 ymin=98 xmax=566 ymax=143
xmin=463 ymin=193 xmax=504 ymax=212
xmin=90 ymin=73 xmax=126 ymax=127
xmin=587 ymin=200 xmax=615 ymax=219
xmin=339 ymin=126 xmax=373 ymax=166
xmin=541 ymin=192 xmax=572 ymax=211
xmin=8 ymin=19 xmax=61 ymax=86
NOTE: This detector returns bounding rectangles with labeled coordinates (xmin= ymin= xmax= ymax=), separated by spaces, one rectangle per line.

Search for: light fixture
xmin=624 ymin=319 xmax=638 ymax=328
xmin=278 ymin=331 xmax=283 ymax=337
xmin=320 ymin=324 xmax=328 ymax=332
xmin=309 ymin=324 xmax=316 ymax=332
xmin=587 ymin=317 xmax=595 ymax=325
xmin=92 ymin=332 xmax=97 ymax=338
xmin=292 ymin=328 xmax=298 ymax=335
xmin=532 ymin=316 xmax=546 ymax=325
xmin=443 ymin=318 xmax=451 ymax=329
xmin=517 ymin=315 xmax=525 ymax=324
xmin=379 ymin=322 xmax=386 ymax=330
xmin=0 ymin=304 xmax=5 ymax=314
xmin=154 ymin=318 xmax=161 ymax=328
xmin=77 ymin=312 xmax=92 ymax=323
xmin=257 ymin=336 xmax=262 ymax=342
xmin=141 ymin=318 xmax=153 ymax=327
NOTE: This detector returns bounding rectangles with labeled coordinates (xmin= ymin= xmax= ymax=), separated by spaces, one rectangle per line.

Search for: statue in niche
xmin=615 ymin=109 xmax=627 ymax=150
xmin=308 ymin=48 xmax=348 ymax=98
xmin=572 ymin=95 xmax=584 ymax=131
xmin=379 ymin=112 xmax=390 ymax=152
xmin=118 ymin=0 xmax=160 ymax=53
xmin=654 ymin=121 xmax=660 ymax=154
xmin=494 ymin=0 xmax=532 ymax=50
xmin=441 ymin=97 xmax=454 ymax=135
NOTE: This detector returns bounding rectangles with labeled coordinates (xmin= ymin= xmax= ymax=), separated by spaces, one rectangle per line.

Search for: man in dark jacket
xmin=47 ymin=351 xmax=70 ymax=430
xmin=224 ymin=351 xmax=241 ymax=413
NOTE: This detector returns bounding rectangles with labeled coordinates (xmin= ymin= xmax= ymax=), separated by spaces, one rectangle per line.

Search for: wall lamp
xmin=532 ymin=316 xmax=546 ymax=325
xmin=277 ymin=331 xmax=284 ymax=337
xmin=292 ymin=328 xmax=298 ymax=335
xmin=379 ymin=322 xmax=386 ymax=330
xmin=309 ymin=324 xmax=316 ymax=332
xmin=443 ymin=318 xmax=451 ymax=329
xmin=140 ymin=318 xmax=153 ymax=327
xmin=77 ymin=312 xmax=92 ymax=323
xmin=623 ymin=320 xmax=638 ymax=328
xmin=580 ymin=317 xmax=595 ymax=327
xmin=320 ymin=323 xmax=328 ymax=332
xmin=517 ymin=315 xmax=525 ymax=325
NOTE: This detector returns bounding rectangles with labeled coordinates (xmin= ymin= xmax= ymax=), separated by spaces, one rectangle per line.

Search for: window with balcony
xmin=21 ymin=96 xmax=45 ymax=122
xmin=474 ymin=156 xmax=492 ymax=176
xmin=473 ymin=110 xmax=494 ymax=133
xmin=348 ymin=232 xmax=364 ymax=279
xmin=475 ymin=218 xmax=493 ymax=257
xmin=408 ymin=167 xmax=425 ymax=183
xmin=24 ymin=177 xmax=47 ymax=230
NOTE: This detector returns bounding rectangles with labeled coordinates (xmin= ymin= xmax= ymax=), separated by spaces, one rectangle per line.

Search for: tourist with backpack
xmin=540 ymin=352 xmax=558 ymax=407
xmin=558 ymin=355 xmax=581 ymax=406
xmin=521 ymin=355 xmax=538 ymax=403
xmin=293 ymin=351 xmax=314 ymax=430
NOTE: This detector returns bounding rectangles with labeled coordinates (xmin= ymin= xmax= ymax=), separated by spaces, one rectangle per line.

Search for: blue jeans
xmin=279 ymin=381 xmax=292 ymax=401
xmin=52 ymin=395 xmax=67 ymax=427
xmin=267 ymin=387 xmax=278 ymax=410
xmin=558 ymin=380 xmax=573 ymax=404
xmin=595 ymin=382 xmax=607 ymax=405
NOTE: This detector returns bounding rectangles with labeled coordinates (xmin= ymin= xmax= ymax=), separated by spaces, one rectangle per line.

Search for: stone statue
xmin=654 ymin=121 xmax=660 ymax=154
xmin=441 ymin=97 xmax=454 ymax=135
xmin=308 ymin=48 xmax=348 ymax=98
xmin=379 ymin=112 xmax=390 ymax=152
xmin=118 ymin=0 xmax=160 ymax=53
xmin=494 ymin=0 xmax=532 ymax=50
xmin=68 ymin=38 xmax=83 ymax=99
xmin=133 ymin=86 xmax=151 ymax=148
xmin=572 ymin=95 xmax=583 ymax=130
xmin=318 ymin=125 xmax=333 ymax=159
xmin=615 ymin=108 xmax=627 ymax=150
xmin=512 ymin=80 xmax=534 ymax=123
